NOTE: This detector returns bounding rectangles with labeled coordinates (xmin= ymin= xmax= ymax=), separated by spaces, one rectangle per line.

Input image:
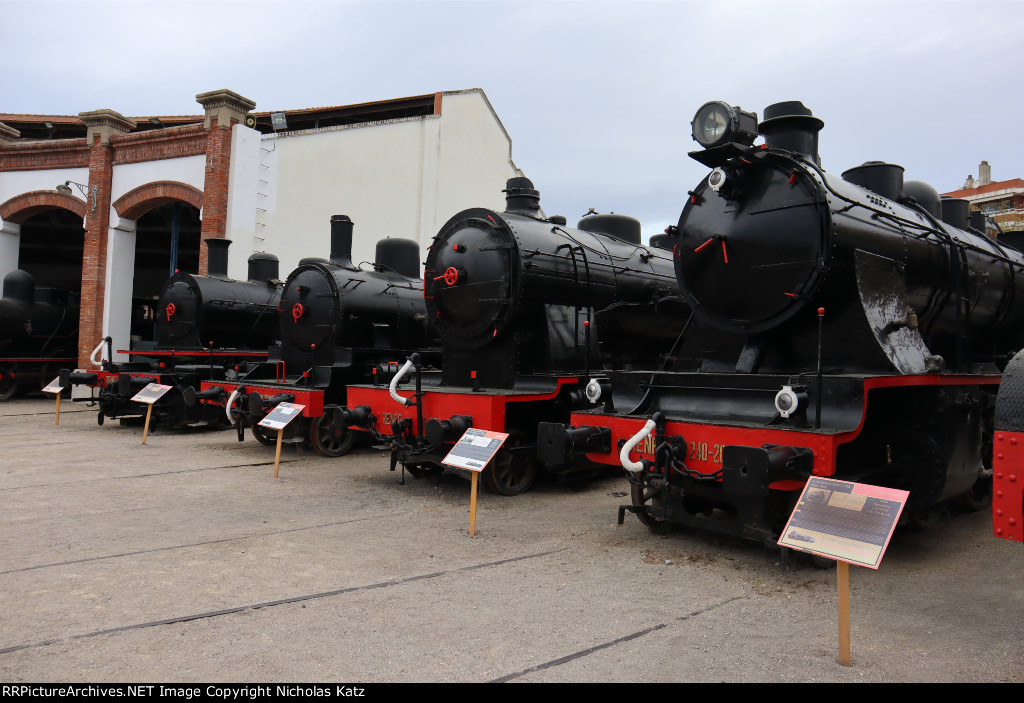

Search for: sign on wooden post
xmin=257 ymin=403 xmax=306 ymax=478
xmin=130 ymin=383 xmax=173 ymax=444
xmin=41 ymin=377 xmax=64 ymax=425
xmin=441 ymin=428 xmax=509 ymax=537
xmin=778 ymin=477 xmax=909 ymax=666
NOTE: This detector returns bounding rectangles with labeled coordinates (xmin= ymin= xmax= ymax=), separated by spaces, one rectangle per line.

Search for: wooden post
xmin=273 ymin=428 xmax=284 ymax=478
xmin=469 ymin=471 xmax=479 ymax=537
xmin=55 ymin=393 xmax=61 ymax=426
xmin=838 ymin=560 xmax=851 ymax=666
xmin=142 ymin=404 xmax=154 ymax=444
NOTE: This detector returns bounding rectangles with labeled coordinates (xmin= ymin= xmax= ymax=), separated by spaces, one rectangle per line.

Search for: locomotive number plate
xmin=638 ymin=434 xmax=723 ymax=466
xmin=688 ymin=440 xmax=724 ymax=465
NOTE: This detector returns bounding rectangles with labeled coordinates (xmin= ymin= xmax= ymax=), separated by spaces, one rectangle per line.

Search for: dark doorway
xmin=17 ymin=208 xmax=85 ymax=294
xmin=132 ymin=202 xmax=202 ymax=341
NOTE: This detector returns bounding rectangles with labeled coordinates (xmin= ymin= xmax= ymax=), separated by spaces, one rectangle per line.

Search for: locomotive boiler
xmin=344 ymin=178 xmax=686 ymax=494
xmin=0 ymin=269 xmax=78 ymax=401
xmin=197 ymin=215 xmax=440 ymax=456
xmin=539 ymin=100 xmax=1022 ymax=547
xmin=65 ymin=239 xmax=282 ymax=427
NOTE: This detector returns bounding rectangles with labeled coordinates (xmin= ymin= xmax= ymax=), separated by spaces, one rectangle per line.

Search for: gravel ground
xmin=1 ymin=397 xmax=1021 ymax=683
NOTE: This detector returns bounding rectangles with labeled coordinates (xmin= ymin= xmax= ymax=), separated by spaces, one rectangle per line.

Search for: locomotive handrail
xmin=389 ymin=359 xmax=415 ymax=407
xmin=225 ymin=388 xmax=240 ymax=423
xmin=551 ymin=226 xmax=641 ymax=262
xmin=620 ymin=419 xmax=656 ymax=473
xmin=89 ymin=337 xmax=111 ymax=367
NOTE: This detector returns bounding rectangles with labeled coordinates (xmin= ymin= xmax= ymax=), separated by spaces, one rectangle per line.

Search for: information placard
xmin=258 ymin=403 xmax=306 ymax=430
xmin=131 ymin=383 xmax=173 ymax=404
xmin=41 ymin=377 xmax=63 ymax=394
xmin=778 ymin=477 xmax=909 ymax=569
xmin=441 ymin=428 xmax=509 ymax=472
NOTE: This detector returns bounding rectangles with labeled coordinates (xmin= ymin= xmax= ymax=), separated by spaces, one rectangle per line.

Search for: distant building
xmin=0 ymin=89 xmax=521 ymax=366
xmin=942 ymin=160 xmax=1024 ymax=236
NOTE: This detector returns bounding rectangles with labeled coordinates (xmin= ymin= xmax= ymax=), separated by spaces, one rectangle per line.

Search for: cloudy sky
xmin=4 ymin=0 xmax=1022 ymax=238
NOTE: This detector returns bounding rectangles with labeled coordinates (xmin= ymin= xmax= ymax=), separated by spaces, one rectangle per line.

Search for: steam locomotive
xmin=538 ymin=100 xmax=1022 ymax=546
xmin=65 ymin=238 xmax=282 ymax=427
xmin=0 ymin=269 xmax=78 ymax=401
xmin=343 ymin=178 xmax=685 ymax=494
xmin=196 ymin=215 xmax=440 ymax=456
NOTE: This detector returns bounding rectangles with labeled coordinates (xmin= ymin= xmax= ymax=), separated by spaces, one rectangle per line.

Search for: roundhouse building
xmin=0 ymin=88 xmax=521 ymax=367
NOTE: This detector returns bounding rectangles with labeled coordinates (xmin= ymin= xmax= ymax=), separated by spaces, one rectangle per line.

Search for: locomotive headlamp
xmin=585 ymin=378 xmax=602 ymax=404
xmin=691 ymin=102 xmax=758 ymax=149
xmin=775 ymin=385 xmax=799 ymax=419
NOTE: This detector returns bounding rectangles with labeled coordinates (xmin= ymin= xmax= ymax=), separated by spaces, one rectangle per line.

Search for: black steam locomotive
xmin=0 ymin=269 xmax=78 ymax=401
xmin=197 ymin=215 xmax=440 ymax=456
xmin=344 ymin=178 xmax=685 ymax=494
xmin=65 ymin=239 xmax=282 ymax=427
xmin=539 ymin=100 xmax=1021 ymax=546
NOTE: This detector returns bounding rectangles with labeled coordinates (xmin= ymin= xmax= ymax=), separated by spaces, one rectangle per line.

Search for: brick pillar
xmin=76 ymin=109 xmax=136 ymax=368
xmin=195 ymin=90 xmax=256 ymax=276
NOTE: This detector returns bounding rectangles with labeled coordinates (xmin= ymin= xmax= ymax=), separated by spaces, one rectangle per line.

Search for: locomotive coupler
xmin=537 ymin=423 xmax=610 ymax=467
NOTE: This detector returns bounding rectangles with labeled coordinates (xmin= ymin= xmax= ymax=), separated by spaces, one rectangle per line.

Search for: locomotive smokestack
xmin=758 ymin=101 xmax=824 ymax=166
xmin=503 ymin=177 xmax=541 ymax=216
xmin=330 ymin=215 xmax=355 ymax=268
xmin=205 ymin=238 xmax=231 ymax=278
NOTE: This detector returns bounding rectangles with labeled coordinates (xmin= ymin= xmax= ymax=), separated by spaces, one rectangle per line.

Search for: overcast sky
xmin=4 ymin=0 xmax=1022 ymax=238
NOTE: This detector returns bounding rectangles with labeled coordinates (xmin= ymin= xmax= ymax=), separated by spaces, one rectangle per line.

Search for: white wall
xmin=225 ymin=125 xmax=262 ymax=281
xmin=0 ymin=166 xmax=90 ymax=278
xmin=248 ymin=89 xmax=521 ymax=277
xmin=0 ymin=166 xmax=90 ymax=205
xmin=102 ymin=222 xmax=136 ymax=361
xmin=109 ymin=155 xmax=205 ymax=207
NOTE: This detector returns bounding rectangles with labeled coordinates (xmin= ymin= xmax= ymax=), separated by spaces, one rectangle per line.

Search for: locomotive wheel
xmin=310 ymin=414 xmax=355 ymax=458
xmin=630 ymin=482 xmax=657 ymax=530
xmin=0 ymin=364 xmax=19 ymax=402
xmin=483 ymin=432 xmax=538 ymax=496
xmin=251 ymin=422 xmax=278 ymax=447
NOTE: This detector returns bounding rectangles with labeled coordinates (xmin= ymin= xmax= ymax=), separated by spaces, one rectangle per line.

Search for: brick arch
xmin=113 ymin=180 xmax=203 ymax=220
xmin=0 ymin=190 xmax=88 ymax=223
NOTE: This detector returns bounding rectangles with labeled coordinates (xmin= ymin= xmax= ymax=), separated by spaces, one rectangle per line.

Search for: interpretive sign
xmin=42 ymin=377 xmax=64 ymax=426
xmin=442 ymin=428 xmax=509 ymax=472
xmin=442 ymin=428 xmax=510 ymax=538
xmin=131 ymin=383 xmax=173 ymax=404
xmin=131 ymin=384 xmax=172 ymax=444
xmin=41 ymin=377 xmax=63 ymax=394
xmin=778 ymin=477 xmax=909 ymax=569
xmin=257 ymin=403 xmax=306 ymax=430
